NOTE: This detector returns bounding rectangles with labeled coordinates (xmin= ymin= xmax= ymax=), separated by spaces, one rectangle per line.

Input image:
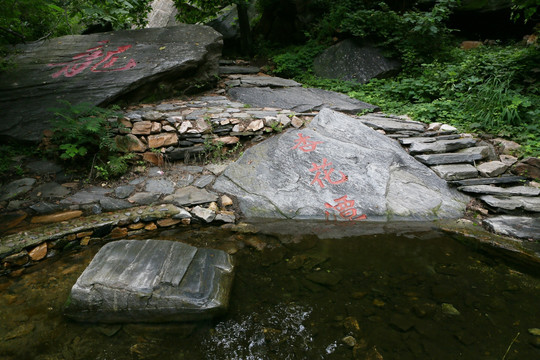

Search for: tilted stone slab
xmin=0 ymin=25 xmax=222 ymax=142
xmin=448 ymin=176 xmax=526 ymax=187
xmin=480 ymin=195 xmax=540 ymax=212
xmin=409 ymin=138 xmax=476 ymax=155
xmin=357 ymin=114 xmax=425 ymax=133
xmin=483 ymin=216 xmax=540 ymax=240
xmin=415 ymin=152 xmax=485 ymax=166
xmin=459 ymin=185 xmax=540 ymax=197
xmin=399 ymin=134 xmax=461 ymax=145
xmin=227 ymin=87 xmax=378 ymax=114
xmin=431 ymin=164 xmax=478 ymax=181
xmin=64 ymin=239 xmax=234 ymax=323
xmin=214 ymin=108 xmax=468 ymax=221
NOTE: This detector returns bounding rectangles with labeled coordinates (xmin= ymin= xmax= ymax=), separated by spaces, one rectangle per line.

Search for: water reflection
xmin=1 ymin=224 xmax=539 ymax=359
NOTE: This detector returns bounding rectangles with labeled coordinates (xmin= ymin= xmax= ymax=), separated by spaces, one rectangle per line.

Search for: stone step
xmin=459 ymin=185 xmax=540 ymax=197
xmin=409 ymin=138 xmax=476 ymax=155
xmin=225 ymin=75 xmax=301 ymax=88
xmin=415 ymin=152 xmax=484 ymax=165
xmin=399 ymin=134 xmax=461 ymax=145
xmin=357 ymin=114 xmax=425 ymax=133
xmin=483 ymin=216 xmax=540 ymax=240
xmin=448 ymin=176 xmax=526 ymax=187
xmin=431 ymin=164 xmax=478 ymax=180
xmin=219 ymin=65 xmax=260 ymax=74
xmin=480 ymin=195 xmax=540 ymax=213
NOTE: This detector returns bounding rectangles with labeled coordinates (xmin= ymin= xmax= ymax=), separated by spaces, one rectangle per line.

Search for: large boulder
xmin=0 ymin=25 xmax=222 ymax=142
xmin=213 ymin=108 xmax=469 ymax=221
xmin=313 ymin=39 xmax=400 ymax=84
xmin=64 ymin=239 xmax=234 ymax=323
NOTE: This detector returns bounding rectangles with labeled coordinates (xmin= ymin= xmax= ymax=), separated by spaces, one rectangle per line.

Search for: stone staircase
xmin=355 ymin=112 xmax=540 ymax=240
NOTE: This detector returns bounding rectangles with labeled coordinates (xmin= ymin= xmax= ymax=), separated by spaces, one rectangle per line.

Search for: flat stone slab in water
xmin=484 ymin=216 xmax=540 ymax=240
xmin=64 ymin=239 xmax=234 ymax=323
xmin=228 ymin=87 xmax=378 ymax=114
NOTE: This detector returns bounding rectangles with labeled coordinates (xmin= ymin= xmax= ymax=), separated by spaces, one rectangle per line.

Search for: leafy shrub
xmin=271 ymin=40 xmax=326 ymax=78
xmin=48 ymin=101 xmax=133 ymax=179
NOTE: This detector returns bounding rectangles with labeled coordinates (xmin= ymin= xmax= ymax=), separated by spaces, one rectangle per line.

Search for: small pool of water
xmin=1 ymin=224 xmax=539 ymax=359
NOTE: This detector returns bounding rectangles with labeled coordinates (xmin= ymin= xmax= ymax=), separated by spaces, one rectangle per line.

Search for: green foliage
xmin=0 ymin=0 xmax=151 ymax=45
xmin=48 ymin=101 xmax=133 ymax=178
xmin=511 ymin=0 xmax=539 ymax=23
xmin=303 ymin=0 xmax=458 ymax=64
xmin=203 ymin=139 xmax=243 ymax=163
xmin=271 ymin=41 xmax=326 ymax=78
xmin=300 ymin=44 xmax=540 ymax=157
xmin=0 ymin=142 xmax=39 ymax=180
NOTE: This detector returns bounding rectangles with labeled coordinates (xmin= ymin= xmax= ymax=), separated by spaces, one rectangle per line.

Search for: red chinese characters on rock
xmin=309 ymin=158 xmax=348 ymax=188
xmin=325 ymin=195 xmax=367 ymax=222
xmin=47 ymin=40 xmax=136 ymax=78
xmin=291 ymin=133 xmax=324 ymax=153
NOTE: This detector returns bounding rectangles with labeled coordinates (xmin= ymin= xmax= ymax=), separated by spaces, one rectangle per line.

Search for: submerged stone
xmin=483 ymin=216 xmax=540 ymax=240
xmin=64 ymin=239 xmax=234 ymax=323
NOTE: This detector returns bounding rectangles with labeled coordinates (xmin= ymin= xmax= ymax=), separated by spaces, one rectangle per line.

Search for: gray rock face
xmin=228 ymin=87 xmax=378 ymax=114
xmin=449 ymin=175 xmax=526 ymax=187
xmin=0 ymin=25 xmax=223 ymax=142
xmin=213 ymin=108 xmax=468 ymax=221
xmin=0 ymin=178 xmax=36 ymax=201
xmin=313 ymin=40 xmax=400 ymax=83
xmin=483 ymin=216 xmax=540 ymax=240
xmin=64 ymin=239 xmax=234 ymax=323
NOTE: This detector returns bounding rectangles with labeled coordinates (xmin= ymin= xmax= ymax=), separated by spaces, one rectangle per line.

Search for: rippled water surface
xmin=1 ymin=223 xmax=540 ymax=359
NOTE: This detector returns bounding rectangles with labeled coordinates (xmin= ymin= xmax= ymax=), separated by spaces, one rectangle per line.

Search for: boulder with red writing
xmin=0 ymin=24 xmax=222 ymax=142
xmin=213 ymin=108 xmax=469 ymax=221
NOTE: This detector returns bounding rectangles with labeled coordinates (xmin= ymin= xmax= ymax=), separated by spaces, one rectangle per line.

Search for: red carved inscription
xmin=48 ymin=40 xmax=136 ymax=78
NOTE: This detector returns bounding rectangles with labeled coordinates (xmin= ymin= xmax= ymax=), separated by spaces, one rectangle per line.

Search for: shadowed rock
xmin=0 ymin=25 xmax=222 ymax=142
xmin=214 ymin=108 xmax=468 ymax=221
xmin=313 ymin=40 xmax=400 ymax=83
xmin=64 ymin=239 xmax=234 ymax=323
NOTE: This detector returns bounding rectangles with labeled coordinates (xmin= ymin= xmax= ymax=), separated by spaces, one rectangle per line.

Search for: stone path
xmin=1 ymin=68 xmax=539 ymax=275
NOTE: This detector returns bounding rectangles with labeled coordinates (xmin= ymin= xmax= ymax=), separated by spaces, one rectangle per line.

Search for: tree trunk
xmin=236 ymin=2 xmax=252 ymax=55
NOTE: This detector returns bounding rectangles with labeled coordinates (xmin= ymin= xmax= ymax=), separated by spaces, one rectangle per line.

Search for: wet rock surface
xmin=0 ymin=24 xmax=223 ymax=142
xmin=64 ymin=239 xmax=234 ymax=322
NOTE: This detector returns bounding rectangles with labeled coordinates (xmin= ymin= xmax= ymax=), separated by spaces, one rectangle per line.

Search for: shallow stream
xmin=1 ymin=223 xmax=540 ymax=359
